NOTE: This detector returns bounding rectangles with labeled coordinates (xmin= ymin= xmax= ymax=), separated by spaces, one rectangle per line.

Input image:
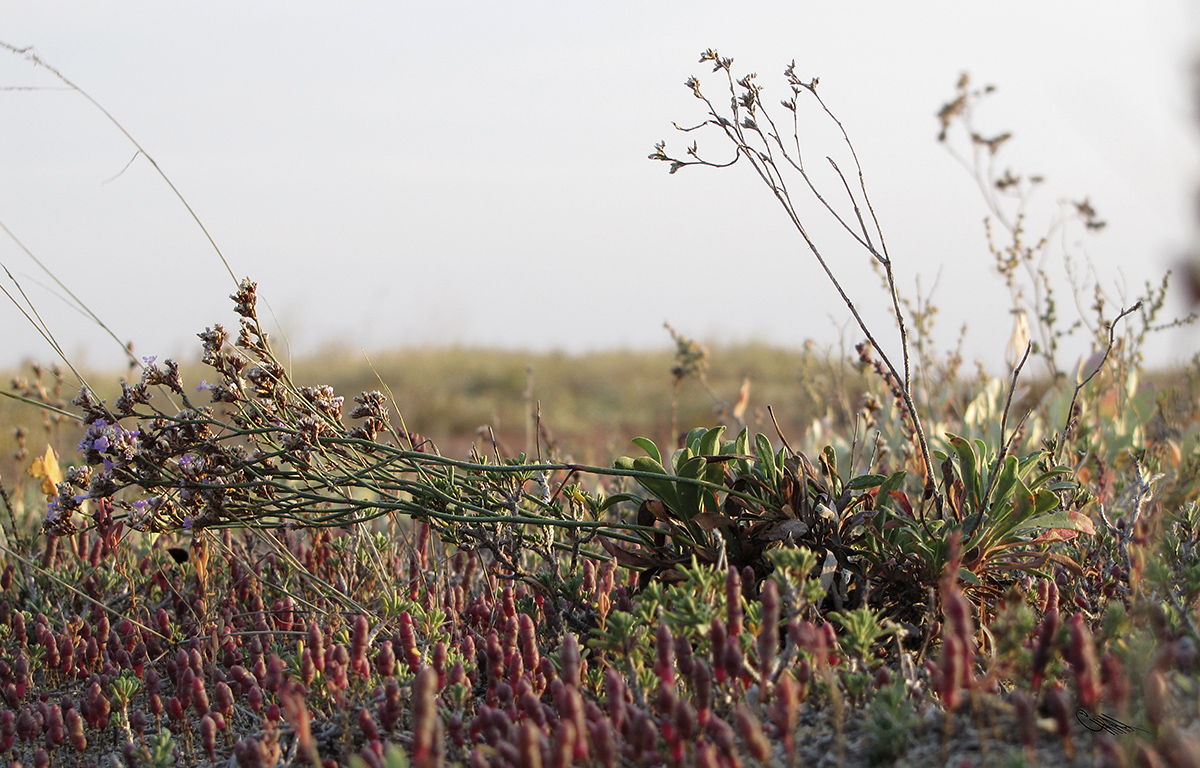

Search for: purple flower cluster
xmin=76 ymin=420 xmax=139 ymax=475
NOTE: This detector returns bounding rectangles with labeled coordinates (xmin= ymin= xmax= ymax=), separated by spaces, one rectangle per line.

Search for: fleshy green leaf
xmin=845 ymin=473 xmax=887 ymax=491
xmin=631 ymin=437 xmax=662 ymax=465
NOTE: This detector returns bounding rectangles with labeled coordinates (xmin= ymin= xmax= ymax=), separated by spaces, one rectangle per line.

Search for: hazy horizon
xmin=2 ymin=2 xmax=1198 ymax=378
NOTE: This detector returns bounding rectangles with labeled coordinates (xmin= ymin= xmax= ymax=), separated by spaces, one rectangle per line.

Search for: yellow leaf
xmin=27 ymin=445 xmax=64 ymax=498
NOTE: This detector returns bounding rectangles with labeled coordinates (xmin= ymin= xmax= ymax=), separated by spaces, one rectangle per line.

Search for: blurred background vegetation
xmin=1 ymin=341 xmax=873 ymax=492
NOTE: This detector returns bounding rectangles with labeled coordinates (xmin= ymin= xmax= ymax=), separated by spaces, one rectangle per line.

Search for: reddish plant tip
xmin=726 ymin=567 xmax=744 ymax=637
xmin=351 ymin=614 xmax=370 ymax=662
xmin=357 ymin=707 xmax=380 ymax=742
xmin=411 ymin=667 xmax=439 ymax=768
xmin=375 ymin=640 xmax=396 ymax=679
xmin=1066 ymin=613 xmax=1100 ymax=711
xmin=1030 ymin=608 xmax=1060 ymax=689
xmin=265 ymin=654 xmax=287 ymax=693
xmin=191 ymin=676 xmax=209 ymax=717
xmin=16 ymin=706 xmax=40 ymax=743
xmin=306 ymin=620 xmax=326 ymax=673
xmin=735 ymin=704 xmax=771 ymax=763
xmin=200 ymin=713 xmax=218 ymax=760
xmin=723 ymin=635 xmax=743 ymax=685
xmin=12 ymin=611 xmax=26 ymax=646
xmin=519 ymin=613 xmax=540 ymax=672
xmin=1045 ymin=684 xmax=1075 ymax=760
xmin=279 ymin=681 xmax=314 ymax=756
xmin=44 ymin=704 xmax=64 ymax=749
xmin=215 ymin=680 xmax=235 ymax=719
xmin=234 ymin=737 xmax=265 ymax=768
xmin=0 ymin=711 xmax=13 ymax=753
xmin=299 ymin=648 xmax=316 ymax=686
xmin=398 ymin=612 xmax=422 ymax=672
xmin=518 ymin=719 xmax=542 ymax=768
xmin=655 ymin=623 xmax=676 ymax=688
xmin=711 ymin=618 xmax=728 ymax=684
xmin=758 ymin=578 xmax=780 ymax=682
xmin=550 ymin=720 xmax=577 ymax=768
xmin=560 ymin=633 xmax=581 ymax=690
xmin=1145 ymin=668 xmax=1168 ymax=731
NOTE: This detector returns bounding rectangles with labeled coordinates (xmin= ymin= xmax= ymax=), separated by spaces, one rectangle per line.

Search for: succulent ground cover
xmin=2 ymin=47 xmax=1200 ymax=767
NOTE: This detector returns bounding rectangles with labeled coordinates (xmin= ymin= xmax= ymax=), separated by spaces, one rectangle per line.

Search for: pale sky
xmin=1 ymin=3 xmax=1197 ymax=375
